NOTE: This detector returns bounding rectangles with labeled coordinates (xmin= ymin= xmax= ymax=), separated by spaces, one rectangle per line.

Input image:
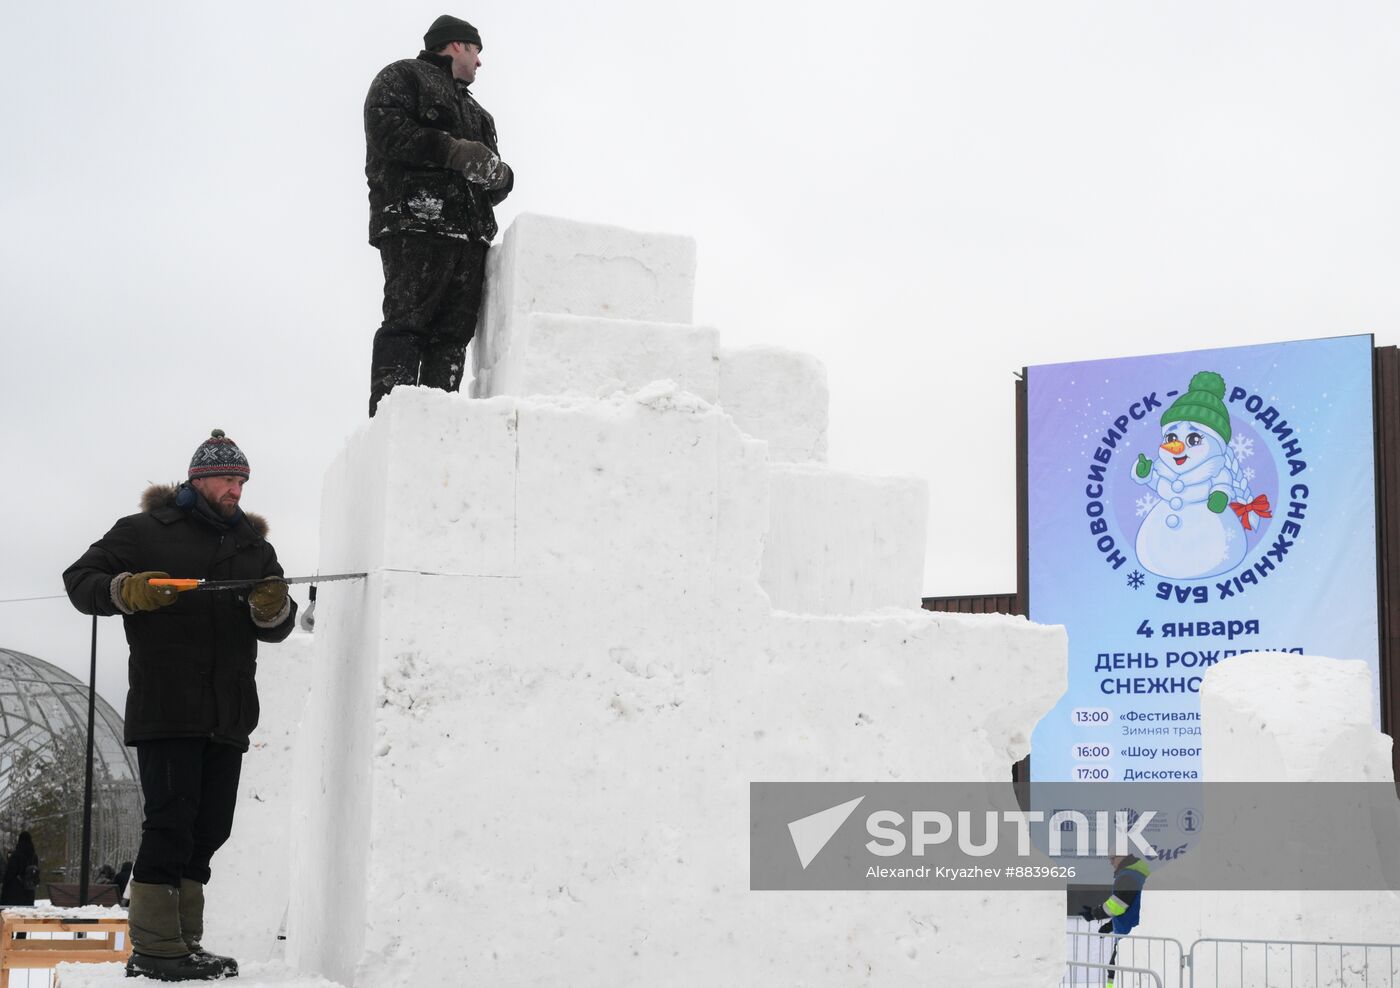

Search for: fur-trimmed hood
xmin=140 ymin=483 xmax=269 ymax=539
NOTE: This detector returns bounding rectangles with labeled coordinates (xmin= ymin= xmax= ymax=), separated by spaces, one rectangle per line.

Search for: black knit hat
xmin=424 ymin=15 xmax=482 ymax=52
xmin=188 ymin=429 xmax=250 ymax=480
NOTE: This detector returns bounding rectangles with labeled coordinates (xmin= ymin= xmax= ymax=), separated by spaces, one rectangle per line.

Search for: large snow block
xmin=1202 ymin=651 xmax=1393 ymax=783
xmin=290 ymin=386 xmax=1070 ymax=987
xmin=718 ymin=345 xmax=829 ymax=463
xmin=202 ymin=631 xmax=313 ymax=964
xmin=473 ymin=214 xmax=697 ymax=395
xmin=1137 ymin=653 xmax=1400 ymax=952
xmin=318 ymin=387 xmax=519 ymax=577
xmin=758 ymin=610 xmax=1068 ymax=780
xmin=474 ymin=312 xmax=720 ymax=400
xmin=289 ymin=572 xmax=1068 ymax=987
xmin=761 ymin=463 xmax=928 ymax=614
xmin=514 ymin=385 xmax=719 ymax=575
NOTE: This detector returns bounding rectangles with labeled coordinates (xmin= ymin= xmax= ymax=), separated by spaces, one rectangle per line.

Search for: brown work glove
xmin=116 ymin=571 xmax=178 ymax=613
xmin=445 ymin=139 xmax=512 ymax=190
xmin=247 ymin=579 xmax=289 ymax=624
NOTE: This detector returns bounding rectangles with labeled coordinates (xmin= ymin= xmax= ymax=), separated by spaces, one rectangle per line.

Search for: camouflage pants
xmin=369 ymin=235 xmax=488 ymax=417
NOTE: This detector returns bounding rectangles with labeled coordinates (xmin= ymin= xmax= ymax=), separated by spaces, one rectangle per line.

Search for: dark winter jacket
xmin=365 ymin=51 xmax=513 ymax=246
xmin=62 ymin=484 xmax=297 ymax=752
xmin=0 ymin=833 xmax=39 ymax=906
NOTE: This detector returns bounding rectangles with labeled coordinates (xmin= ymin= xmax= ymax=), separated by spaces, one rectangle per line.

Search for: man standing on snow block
xmin=63 ymin=430 xmax=297 ymax=982
xmin=364 ymin=13 xmax=514 ymax=416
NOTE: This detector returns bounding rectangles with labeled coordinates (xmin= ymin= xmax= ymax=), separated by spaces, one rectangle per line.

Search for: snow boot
xmin=179 ymin=877 xmax=239 ymax=978
xmin=125 ymin=880 xmax=226 ymax=981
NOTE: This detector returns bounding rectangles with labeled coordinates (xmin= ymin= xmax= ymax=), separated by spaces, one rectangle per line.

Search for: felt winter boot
xmin=125 ymin=881 xmax=226 ymax=981
xmin=179 ymin=877 xmax=239 ymax=977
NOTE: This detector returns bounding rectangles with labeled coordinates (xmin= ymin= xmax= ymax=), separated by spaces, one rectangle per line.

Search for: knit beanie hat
xmin=1161 ymin=371 xmax=1231 ymax=443
xmin=188 ymin=429 xmax=250 ymax=479
xmin=424 ymin=15 xmax=482 ymax=52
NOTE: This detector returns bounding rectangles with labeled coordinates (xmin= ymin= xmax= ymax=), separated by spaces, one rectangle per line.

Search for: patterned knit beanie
xmin=188 ymin=429 xmax=250 ymax=479
xmin=424 ymin=15 xmax=482 ymax=51
xmin=1160 ymin=371 xmax=1231 ymax=443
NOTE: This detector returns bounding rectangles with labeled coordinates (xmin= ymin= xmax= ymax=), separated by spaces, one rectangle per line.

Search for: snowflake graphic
xmin=1229 ymin=435 xmax=1255 ymax=460
xmin=1244 ymin=466 xmax=1256 ymax=483
xmin=1134 ymin=493 xmax=1158 ymax=517
xmin=1127 ymin=570 xmax=1146 ymax=590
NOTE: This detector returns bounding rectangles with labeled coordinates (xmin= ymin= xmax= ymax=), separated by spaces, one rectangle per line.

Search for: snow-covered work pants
xmin=369 ymin=234 xmax=489 ymax=416
xmin=132 ymin=738 xmax=242 ymax=887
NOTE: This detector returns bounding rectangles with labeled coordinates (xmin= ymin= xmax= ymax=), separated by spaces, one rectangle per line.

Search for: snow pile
xmin=276 ymin=214 xmax=1067 ymax=987
xmin=1138 ymin=652 xmax=1400 ymax=952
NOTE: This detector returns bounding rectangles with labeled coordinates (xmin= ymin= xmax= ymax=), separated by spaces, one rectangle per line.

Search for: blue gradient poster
xmin=1027 ymin=336 xmax=1379 ymax=783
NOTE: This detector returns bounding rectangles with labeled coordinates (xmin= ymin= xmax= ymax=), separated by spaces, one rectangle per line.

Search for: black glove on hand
xmin=1079 ymin=905 xmax=1096 ymax=922
xmin=118 ymin=572 xmax=178 ymax=612
xmin=445 ymin=139 xmax=511 ymax=190
xmin=248 ymin=579 xmax=289 ymax=623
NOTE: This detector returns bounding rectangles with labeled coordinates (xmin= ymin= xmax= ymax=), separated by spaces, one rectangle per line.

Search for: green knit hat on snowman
xmin=1161 ymin=370 xmax=1231 ymax=442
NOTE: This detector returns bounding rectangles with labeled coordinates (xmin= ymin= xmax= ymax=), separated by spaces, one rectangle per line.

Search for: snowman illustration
xmin=1130 ymin=370 xmax=1272 ymax=581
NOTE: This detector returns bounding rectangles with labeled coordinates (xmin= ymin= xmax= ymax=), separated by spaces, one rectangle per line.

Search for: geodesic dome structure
xmin=0 ymin=647 xmax=141 ymax=881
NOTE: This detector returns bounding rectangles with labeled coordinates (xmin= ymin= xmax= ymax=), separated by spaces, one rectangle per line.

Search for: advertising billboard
xmin=1027 ymin=335 xmax=1379 ymax=784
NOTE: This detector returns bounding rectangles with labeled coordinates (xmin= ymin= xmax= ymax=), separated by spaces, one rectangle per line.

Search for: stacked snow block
xmin=718 ymin=344 xmax=829 ymax=464
xmin=288 ymin=215 xmax=1069 ymax=988
xmin=762 ymin=464 xmax=928 ymax=614
xmin=470 ymin=213 xmax=920 ymax=614
xmin=471 ymin=213 xmax=707 ymax=400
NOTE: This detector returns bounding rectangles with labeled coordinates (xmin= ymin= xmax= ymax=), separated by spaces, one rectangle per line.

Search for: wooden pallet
xmin=0 ymin=910 xmax=131 ymax=987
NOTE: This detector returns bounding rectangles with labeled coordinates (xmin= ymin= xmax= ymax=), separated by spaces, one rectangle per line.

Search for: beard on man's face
xmin=194 ymin=485 xmax=241 ymax=518
xmin=213 ymin=499 xmax=239 ymax=518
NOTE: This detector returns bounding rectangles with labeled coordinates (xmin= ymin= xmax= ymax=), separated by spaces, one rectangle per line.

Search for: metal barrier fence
xmin=1187 ymin=937 xmax=1400 ymax=988
xmin=1064 ymin=929 xmax=1186 ymax=987
xmin=1062 ymin=928 xmax=1400 ymax=987
xmin=1066 ymin=960 xmax=1166 ymax=987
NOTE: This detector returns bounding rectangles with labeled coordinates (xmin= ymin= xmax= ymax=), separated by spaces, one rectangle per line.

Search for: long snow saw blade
xmin=149 ymin=573 xmax=367 ymax=593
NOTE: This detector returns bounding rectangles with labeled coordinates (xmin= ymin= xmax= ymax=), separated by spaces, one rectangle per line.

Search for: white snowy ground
xmin=2 ymin=923 xmax=338 ymax=988
xmin=55 ymin=962 xmax=342 ymax=986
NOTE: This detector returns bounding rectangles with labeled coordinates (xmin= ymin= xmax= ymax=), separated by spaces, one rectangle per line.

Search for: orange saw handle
xmin=148 ymin=578 xmax=201 ymax=592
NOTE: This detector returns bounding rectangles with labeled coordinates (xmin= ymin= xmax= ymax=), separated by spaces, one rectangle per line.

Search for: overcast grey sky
xmin=3 ymin=1 xmax=1399 ymax=706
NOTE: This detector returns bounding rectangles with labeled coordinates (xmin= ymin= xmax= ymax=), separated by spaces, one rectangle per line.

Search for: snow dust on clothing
xmin=363 ymin=50 xmax=513 ymax=247
xmin=369 ymin=235 xmax=487 ymax=415
xmin=363 ymin=50 xmax=513 ymax=414
xmin=61 ymin=483 xmax=298 ymax=752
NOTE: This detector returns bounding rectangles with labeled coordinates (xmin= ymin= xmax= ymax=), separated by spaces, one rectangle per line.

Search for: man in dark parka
xmin=364 ymin=13 xmax=514 ymax=416
xmin=64 ymin=429 xmax=297 ymax=982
